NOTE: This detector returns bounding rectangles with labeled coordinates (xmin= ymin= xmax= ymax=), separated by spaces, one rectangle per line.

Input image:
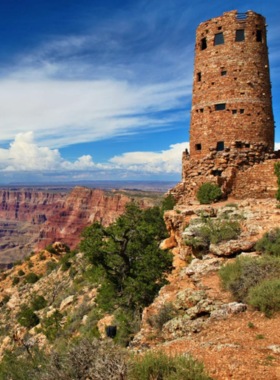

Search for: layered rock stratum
xmin=0 ymin=186 xmax=155 ymax=265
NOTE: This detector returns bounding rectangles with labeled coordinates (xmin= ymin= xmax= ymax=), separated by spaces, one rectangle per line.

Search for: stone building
xmin=172 ymin=10 xmax=279 ymax=203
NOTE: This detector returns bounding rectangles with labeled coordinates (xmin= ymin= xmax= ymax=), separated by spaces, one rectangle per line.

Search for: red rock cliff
xmin=36 ymin=187 xmax=135 ymax=250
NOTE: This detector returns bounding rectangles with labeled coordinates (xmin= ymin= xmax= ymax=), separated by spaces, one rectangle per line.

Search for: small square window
xmin=200 ymin=108 xmax=204 ymax=113
xmin=240 ymin=109 xmax=245 ymax=114
xmin=201 ymin=38 xmax=207 ymax=50
xmin=221 ymin=71 xmax=227 ymax=76
xmin=216 ymin=141 xmax=224 ymax=151
xmin=215 ymin=103 xmax=226 ymax=111
xmin=213 ymin=170 xmax=222 ymax=177
xmin=256 ymin=30 xmax=262 ymax=42
xmin=214 ymin=32 xmax=224 ymax=45
xmin=232 ymin=110 xmax=237 ymax=114
xmin=218 ymin=26 xmax=222 ymax=30
xmin=195 ymin=144 xmax=202 ymax=151
xmin=236 ymin=142 xmax=242 ymax=148
xmin=236 ymin=29 xmax=245 ymax=42
xmin=245 ymin=143 xmax=250 ymax=148
xmin=197 ymin=72 xmax=201 ymax=82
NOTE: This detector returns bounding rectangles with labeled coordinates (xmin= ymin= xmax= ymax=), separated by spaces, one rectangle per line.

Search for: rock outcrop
xmin=0 ymin=186 xmax=154 ymax=264
xmin=131 ymin=198 xmax=280 ymax=379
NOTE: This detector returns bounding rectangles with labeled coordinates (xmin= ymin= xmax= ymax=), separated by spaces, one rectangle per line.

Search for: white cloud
xmin=110 ymin=142 xmax=188 ymax=174
xmin=275 ymin=143 xmax=280 ymax=151
xmin=0 ymin=77 xmax=190 ymax=148
xmin=0 ymin=132 xmax=187 ymax=176
xmin=0 ymin=132 xmax=97 ymax=172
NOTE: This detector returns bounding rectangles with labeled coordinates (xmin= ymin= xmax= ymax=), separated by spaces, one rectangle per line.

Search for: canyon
xmin=0 ymin=186 xmax=158 ymax=265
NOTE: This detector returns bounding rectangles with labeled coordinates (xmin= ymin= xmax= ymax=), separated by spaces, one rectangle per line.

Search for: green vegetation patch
xmin=129 ymin=350 xmax=212 ymax=380
xmin=196 ymin=182 xmax=222 ymax=204
xmin=255 ymin=228 xmax=280 ymax=256
xmin=219 ymin=255 xmax=280 ymax=302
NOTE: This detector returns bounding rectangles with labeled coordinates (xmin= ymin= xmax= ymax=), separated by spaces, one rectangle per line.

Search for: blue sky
xmin=0 ymin=0 xmax=279 ymax=183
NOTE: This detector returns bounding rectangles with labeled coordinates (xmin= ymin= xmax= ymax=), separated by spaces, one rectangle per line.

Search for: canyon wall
xmin=0 ymin=187 xmax=147 ymax=264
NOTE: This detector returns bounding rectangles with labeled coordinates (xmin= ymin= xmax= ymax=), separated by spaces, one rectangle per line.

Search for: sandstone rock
xmin=185 ymin=257 xmax=222 ymax=276
xmin=267 ymin=345 xmax=280 ymax=354
xmin=211 ymin=302 xmax=247 ymax=319
xmin=160 ymin=236 xmax=177 ymax=250
xmin=194 ymin=207 xmax=216 ymax=217
xmin=60 ymin=295 xmax=74 ymax=311
xmin=239 ymin=251 xmax=259 ymax=257
xmin=174 ymin=289 xmax=207 ymax=309
xmin=210 ymin=240 xmax=255 ymax=256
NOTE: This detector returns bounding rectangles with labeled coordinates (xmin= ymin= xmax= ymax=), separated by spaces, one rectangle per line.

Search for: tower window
xmin=232 ymin=110 xmax=237 ymax=114
xmin=195 ymin=144 xmax=202 ymax=151
xmin=221 ymin=71 xmax=227 ymax=76
xmin=236 ymin=142 xmax=242 ymax=148
xmin=216 ymin=141 xmax=224 ymax=151
xmin=200 ymin=108 xmax=204 ymax=113
xmin=215 ymin=103 xmax=226 ymax=111
xmin=213 ymin=170 xmax=222 ymax=176
xmin=201 ymin=38 xmax=207 ymax=50
xmin=236 ymin=29 xmax=245 ymax=42
xmin=197 ymin=72 xmax=201 ymax=82
xmin=240 ymin=109 xmax=245 ymax=114
xmin=214 ymin=33 xmax=224 ymax=45
xmin=256 ymin=30 xmax=262 ymax=42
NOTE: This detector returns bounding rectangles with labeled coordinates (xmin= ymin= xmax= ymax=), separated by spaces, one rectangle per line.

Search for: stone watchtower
xmin=189 ymin=10 xmax=275 ymax=158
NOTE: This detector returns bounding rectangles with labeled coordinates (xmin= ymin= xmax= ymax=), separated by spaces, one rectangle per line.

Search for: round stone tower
xmin=189 ymin=10 xmax=275 ymax=158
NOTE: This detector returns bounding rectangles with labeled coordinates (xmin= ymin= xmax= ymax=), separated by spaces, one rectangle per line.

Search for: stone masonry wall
xmin=190 ymin=10 xmax=274 ymax=159
xmin=231 ymin=159 xmax=279 ymax=198
xmin=171 ymin=141 xmax=280 ymax=204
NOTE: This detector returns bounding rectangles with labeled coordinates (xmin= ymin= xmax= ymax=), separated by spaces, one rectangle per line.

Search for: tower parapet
xmin=190 ymin=10 xmax=274 ymax=159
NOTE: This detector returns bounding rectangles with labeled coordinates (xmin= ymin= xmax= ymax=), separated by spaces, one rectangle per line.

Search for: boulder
xmin=160 ymin=236 xmax=177 ymax=250
xmin=210 ymin=240 xmax=255 ymax=256
xmin=60 ymin=295 xmax=74 ymax=311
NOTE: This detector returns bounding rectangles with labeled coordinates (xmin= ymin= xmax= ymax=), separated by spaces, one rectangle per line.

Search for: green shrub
xmin=249 ymin=279 xmax=280 ymax=317
xmin=225 ymin=202 xmax=239 ymax=209
xmin=274 ymin=162 xmax=280 ymax=202
xmin=185 ymin=218 xmax=240 ymax=250
xmin=31 ymin=295 xmax=47 ymax=311
xmin=46 ymin=261 xmax=58 ymax=273
xmin=40 ymin=310 xmax=63 ymax=342
xmin=128 ymin=350 xmax=212 ymax=380
xmin=219 ymin=255 xmax=280 ymax=302
xmin=45 ymin=245 xmax=56 ymax=254
xmin=161 ymin=194 xmax=176 ymax=212
xmin=12 ymin=277 xmax=20 ymax=286
xmin=28 ymin=262 xmax=34 ymax=269
xmin=25 ymin=273 xmax=39 ymax=284
xmin=39 ymin=252 xmax=46 ymax=260
xmin=18 ymin=305 xmax=40 ymax=328
xmin=147 ymin=303 xmax=177 ymax=330
xmin=12 ymin=260 xmax=22 ymax=267
xmin=61 ymin=261 xmax=72 ymax=272
xmin=18 ymin=270 xmax=25 ymax=277
xmin=255 ymin=228 xmax=280 ymax=256
xmin=1 ymin=295 xmax=10 ymax=305
xmin=196 ymin=182 xmax=223 ymax=204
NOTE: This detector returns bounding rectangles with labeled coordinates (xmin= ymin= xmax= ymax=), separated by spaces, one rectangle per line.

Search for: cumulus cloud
xmin=0 ymin=132 xmax=187 ymax=177
xmin=110 ymin=142 xmax=188 ymax=174
xmin=275 ymin=143 xmax=280 ymax=151
xmin=0 ymin=132 xmax=97 ymax=172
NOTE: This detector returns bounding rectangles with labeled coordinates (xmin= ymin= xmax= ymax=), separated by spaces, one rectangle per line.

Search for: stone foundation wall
xmin=171 ymin=142 xmax=280 ymax=204
xmin=231 ymin=159 xmax=279 ymax=199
